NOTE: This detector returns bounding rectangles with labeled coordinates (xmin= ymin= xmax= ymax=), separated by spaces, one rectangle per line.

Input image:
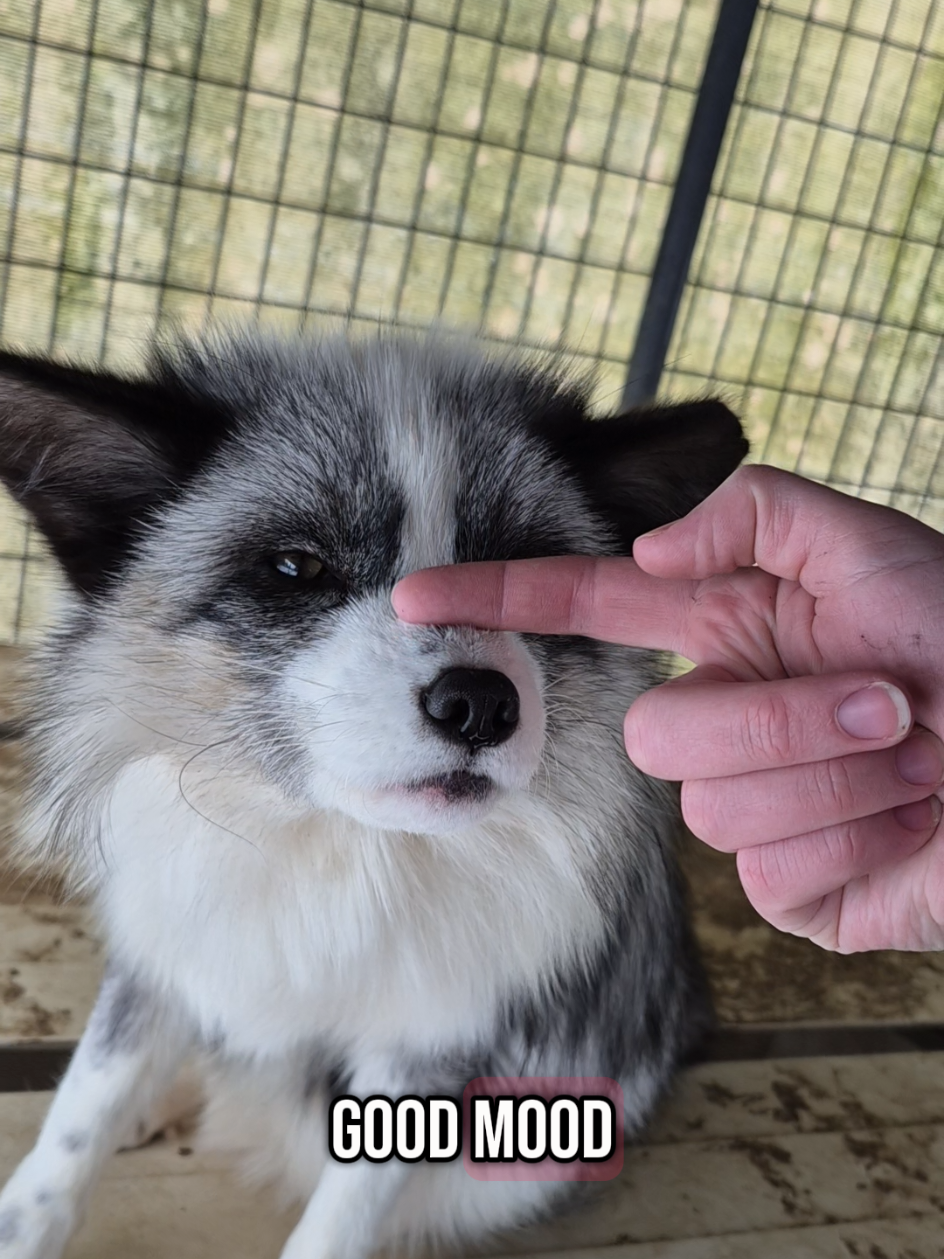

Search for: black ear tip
xmin=708 ymin=399 xmax=750 ymax=463
xmin=699 ymin=396 xmax=747 ymax=433
xmin=704 ymin=399 xmax=750 ymax=456
xmin=612 ymin=395 xmax=748 ymax=457
xmin=618 ymin=393 xmax=741 ymax=425
xmin=690 ymin=397 xmax=750 ymax=473
xmin=0 ymin=349 xmax=234 ymax=596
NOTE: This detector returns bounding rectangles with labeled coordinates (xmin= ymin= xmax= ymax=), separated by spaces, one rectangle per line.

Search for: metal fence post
xmin=622 ymin=0 xmax=760 ymax=410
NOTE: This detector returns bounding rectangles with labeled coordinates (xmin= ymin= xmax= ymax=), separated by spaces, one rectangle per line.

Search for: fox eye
xmin=270 ymin=551 xmax=326 ymax=581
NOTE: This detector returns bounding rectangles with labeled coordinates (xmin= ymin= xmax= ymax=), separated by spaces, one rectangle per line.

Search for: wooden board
xmin=0 ymin=900 xmax=102 ymax=1043
xmin=682 ymin=834 xmax=944 ymax=1025
xmin=498 ymin=1220 xmax=944 ymax=1258
xmin=1 ymin=1054 xmax=943 ymax=1259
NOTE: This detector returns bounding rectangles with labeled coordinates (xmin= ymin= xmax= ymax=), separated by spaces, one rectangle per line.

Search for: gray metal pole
xmin=622 ymin=0 xmax=759 ymax=410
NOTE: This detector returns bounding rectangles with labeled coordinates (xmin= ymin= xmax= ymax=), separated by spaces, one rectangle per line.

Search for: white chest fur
xmin=96 ymin=757 xmax=605 ymax=1058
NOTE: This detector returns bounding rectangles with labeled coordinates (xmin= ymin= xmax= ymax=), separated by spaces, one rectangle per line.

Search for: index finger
xmin=392 ymin=557 xmax=696 ymax=653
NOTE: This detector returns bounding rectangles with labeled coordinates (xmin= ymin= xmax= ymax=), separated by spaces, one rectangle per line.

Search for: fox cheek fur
xmin=0 ymin=334 xmax=746 ymax=1259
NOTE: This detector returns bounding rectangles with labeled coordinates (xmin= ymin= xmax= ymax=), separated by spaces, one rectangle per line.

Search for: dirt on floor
xmin=680 ymin=831 xmax=944 ymax=1025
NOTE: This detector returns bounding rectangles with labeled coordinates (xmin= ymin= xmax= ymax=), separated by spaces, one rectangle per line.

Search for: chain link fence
xmin=0 ymin=0 xmax=941 ymax=642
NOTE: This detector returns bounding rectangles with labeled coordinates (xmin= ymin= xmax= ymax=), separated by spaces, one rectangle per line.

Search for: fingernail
xmin=896 ymin=733 xmax=944 ymax=787
xmin=894 ymin=795 xmax=942 ymax=832
xmin=836 ymin=683 xmax=911 ymax=740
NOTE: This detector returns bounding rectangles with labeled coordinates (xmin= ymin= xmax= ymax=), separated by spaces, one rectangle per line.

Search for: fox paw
xmin=0 ymin=1191 xmax=74 ymax=1259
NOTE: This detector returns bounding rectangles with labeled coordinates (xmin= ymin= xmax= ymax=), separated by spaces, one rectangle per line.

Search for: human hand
xmin=392 ymin=465 xmax=944 ymax=954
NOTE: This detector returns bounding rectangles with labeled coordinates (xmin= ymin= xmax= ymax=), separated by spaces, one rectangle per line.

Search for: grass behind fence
xmin=0 ymin=0 xmax=941 ymax=642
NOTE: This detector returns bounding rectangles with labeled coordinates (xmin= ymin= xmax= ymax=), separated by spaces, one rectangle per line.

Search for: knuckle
xmin=737 ymin=844 xmax=836 ymax=943
xmin=623 ymin=692 xmax=663 ymax=773
xmin=730 ymin=463 xmax=778 ymax=503
xmin=811 ymin=757 xmax=858 ymax=818
xmin=741 ymin=691 xmax=797 ymax=765
xmin=738 ymin=464 xmax=797 ymax=558
xmin=737 ymin=850 xmax=844 ymax=948
xmin=736 ymin=843 xmax=784 ymax=909
xmin=819 ymin=820 xmax=861 ymax=870
xmin=497 ymin=565 xmax=513 ymax=627
xmin=736 ymin=464 xmax=782 ymax=493
xmin=680 ymin=778 xmax=728 ymax=845
xmin=567 ymin=558 xmax=601 ymax=636
xmin=740 ymin=468 xmax=775 ymax=491
xmin=791 ymin=897 xmax=841 ymax=950
xmin=729 ymin=464 xmax=760 ymax=492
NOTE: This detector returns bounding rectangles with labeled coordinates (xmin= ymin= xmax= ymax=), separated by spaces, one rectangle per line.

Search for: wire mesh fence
xmin=0 ymin=0 xmax=941 ymax=643
xmin=663 ymin=0 xmax=944 ymax=520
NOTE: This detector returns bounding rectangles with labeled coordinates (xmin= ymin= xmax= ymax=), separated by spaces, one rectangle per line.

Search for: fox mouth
xmin=358 ymin=771 xmax=496 ymax=826
xmin=372 ymin=771 xmax=492 ymax=808
xmin=406 ymin=771 xmax=492 ymax=804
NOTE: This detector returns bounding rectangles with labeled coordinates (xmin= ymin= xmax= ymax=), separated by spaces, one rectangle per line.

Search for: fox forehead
xmin=0 ymin=330 xmax=747 ymax=603
xmin=131 ymin=342 xmax=607 ymax=613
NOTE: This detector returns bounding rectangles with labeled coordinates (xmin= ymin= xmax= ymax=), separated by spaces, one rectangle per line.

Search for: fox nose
xmin=422 ymin=668 xmax=520 ymax=750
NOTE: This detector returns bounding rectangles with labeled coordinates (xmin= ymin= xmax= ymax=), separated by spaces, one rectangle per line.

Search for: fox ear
xmin=541 ymin=398 xmax=749 ymax=552
xmin=0 ymin=352 xmax=229 ymax=596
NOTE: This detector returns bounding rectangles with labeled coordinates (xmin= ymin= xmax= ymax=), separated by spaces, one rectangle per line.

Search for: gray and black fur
xmin=0 ymin=332 xmax=746 ymax=1259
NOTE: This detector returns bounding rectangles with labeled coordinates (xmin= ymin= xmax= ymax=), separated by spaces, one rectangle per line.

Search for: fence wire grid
xmin=0 ymin=0 xmax=942 ymax=643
